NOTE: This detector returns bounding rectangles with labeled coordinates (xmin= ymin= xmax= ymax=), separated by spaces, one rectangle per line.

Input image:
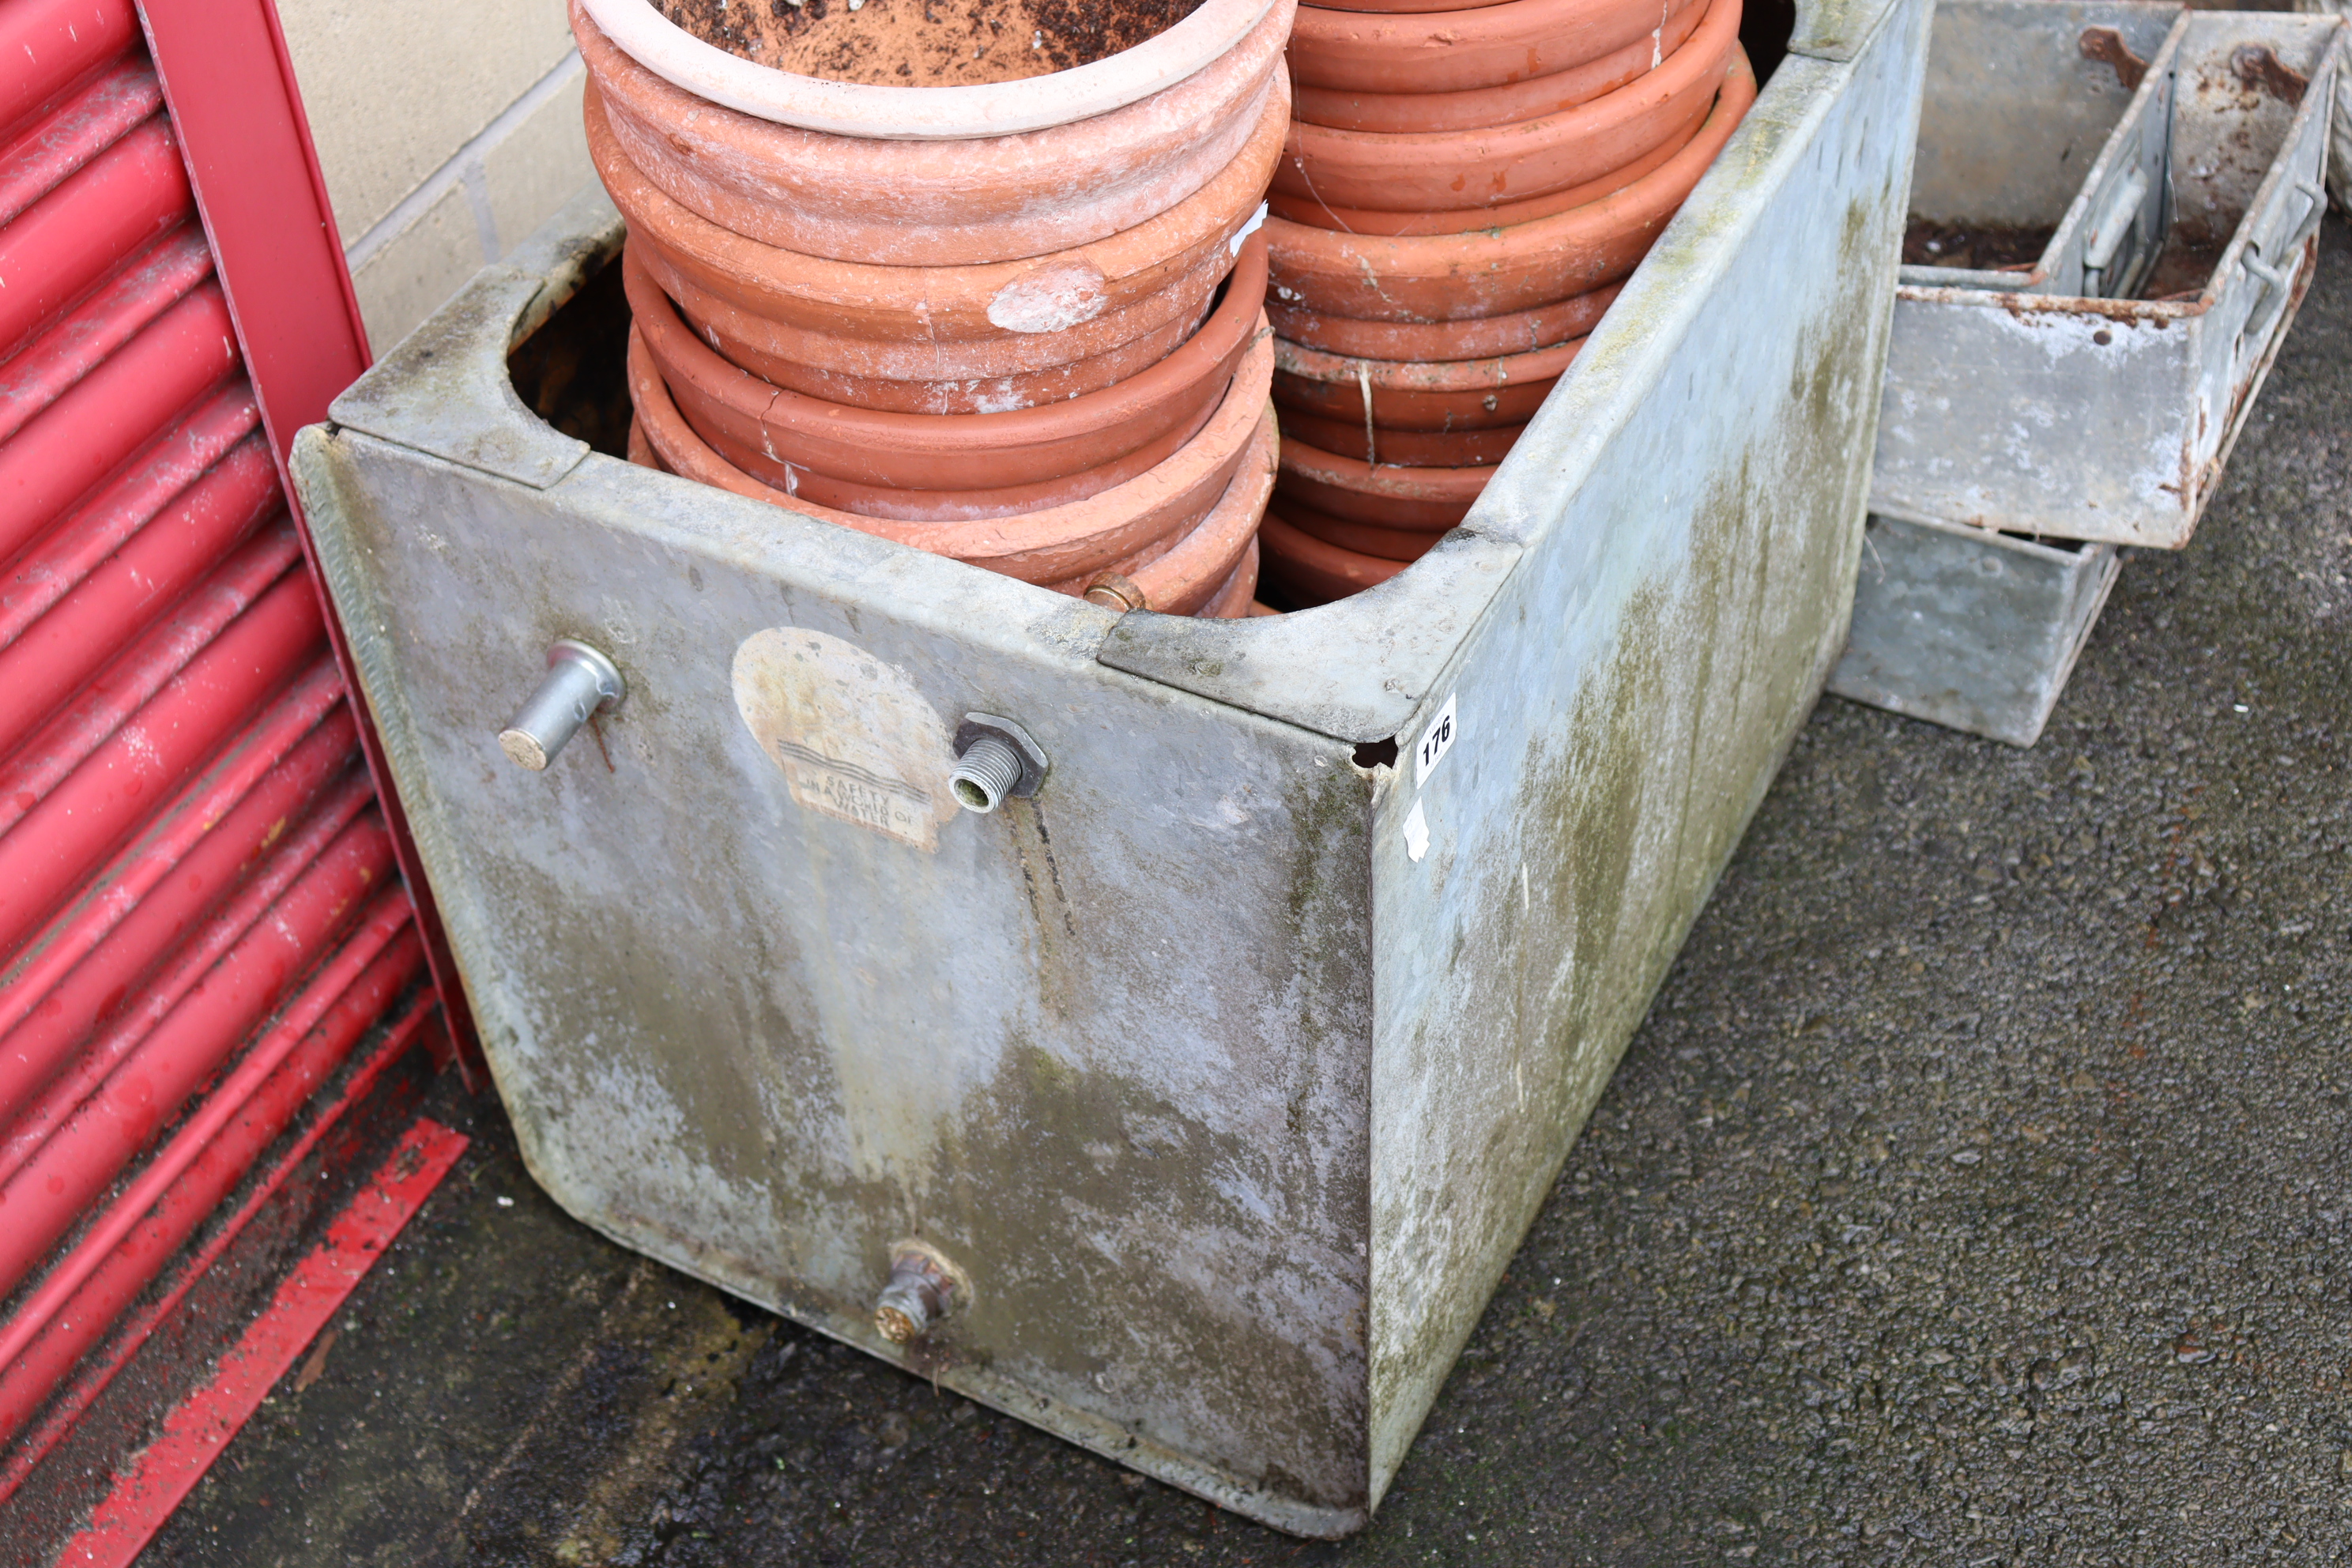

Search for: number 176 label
xmin=1415 ymin=692 xmax=1457 ymax=787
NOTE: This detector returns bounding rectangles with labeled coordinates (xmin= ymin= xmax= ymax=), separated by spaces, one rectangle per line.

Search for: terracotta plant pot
xmin=579 ymin=0 xmax=1278 ymax=137
xmin=1272 ymin=332 xmax=1584 ymax=429
xmin=629 ymin=233 xmax=1271 ymax=515
xmin=1275 ymin=435 xmax=1493 ymax=528
xmin=629 ymin=322 xmax=1278 ymax=603
xmin=593 ymin=74 xmax=1284 ymax=383
xmin=1265 ymin=52 xmax=1755 ymax=322
xmin=1272 ymin=499 xmax=1450 ymax=563
xmin=704 ymin=291 xmax=1215 ymax=417
xmin=1291 ymin=0 xmax=1708 ymax=132
xmin=578 ymin=0 xmax=1295 ymax=265
xmin=1268 ymin=280 xmax=1619 ymax=357
xmin=1269 ymin=100 xmax=1704 ymax=234
xmin=1279 ymin=413 xmax=1523 ymax=465
xmin=1274 ymin=0 xmax=1740 ymax=217
xmin=1259 ymin=512 xmax=1406 ymax=606
xmin=1289 ymin=0 xmax=1688 ymax=94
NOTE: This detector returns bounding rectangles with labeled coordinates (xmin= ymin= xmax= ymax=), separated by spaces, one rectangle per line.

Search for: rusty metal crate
xmin=1871 ymin=1 xmax=2339 ymax=548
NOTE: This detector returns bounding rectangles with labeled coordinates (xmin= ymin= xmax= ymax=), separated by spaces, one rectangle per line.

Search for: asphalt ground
xmin=141 ymin=219 xmax=2352 ymax=1567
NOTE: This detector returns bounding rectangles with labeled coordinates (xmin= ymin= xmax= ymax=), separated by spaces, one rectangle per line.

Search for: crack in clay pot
xmin=1290 ymin=0 xmax=1705 ymax=132
xmin=581 ymin=0 xmax=1293 ymax=264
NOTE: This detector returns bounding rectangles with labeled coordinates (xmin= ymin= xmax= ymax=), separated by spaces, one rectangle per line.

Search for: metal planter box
xmin=289 ymin=0 xmax=1930 ymax=1537
xmin=1871 ymin=1 xmax=2339 ymax=548
xmin=1829 ymin=514 xmax=2123 ymax=746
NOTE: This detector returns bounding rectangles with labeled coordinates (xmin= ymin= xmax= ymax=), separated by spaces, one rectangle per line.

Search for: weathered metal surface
xmin=1901 ymin=1 xmax=2180 ymax=296
xmin=1829 ymin=512 xmax=2122 ymax=747
xmin=1874 ymin=6 xmax=2340 ymax=548
xmin=289 ymin=0 xmax=1931 ymax=1534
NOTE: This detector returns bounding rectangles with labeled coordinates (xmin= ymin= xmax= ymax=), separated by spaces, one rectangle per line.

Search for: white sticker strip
xmin=1415 ymin=692 xmax=1457 ymax=787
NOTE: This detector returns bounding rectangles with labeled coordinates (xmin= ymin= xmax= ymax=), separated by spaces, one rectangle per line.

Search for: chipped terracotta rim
xmin=577 ymin=0 xmax=1277 ymax=138
xmin=1272 ymin=331 xmax=1585 ymax=430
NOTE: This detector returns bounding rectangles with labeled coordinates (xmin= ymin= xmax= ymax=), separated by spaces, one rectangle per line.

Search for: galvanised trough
xmin=288 ymin=0 xmax=1930 ymax=1535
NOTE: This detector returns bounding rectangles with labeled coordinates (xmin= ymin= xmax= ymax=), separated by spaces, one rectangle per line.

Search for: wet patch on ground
xmin=153 ymin=220 xmax=2352 ymax=1565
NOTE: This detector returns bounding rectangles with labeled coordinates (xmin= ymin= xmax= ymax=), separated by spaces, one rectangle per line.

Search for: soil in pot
xmin=654 ymin=0 xmax=1204 ymax=85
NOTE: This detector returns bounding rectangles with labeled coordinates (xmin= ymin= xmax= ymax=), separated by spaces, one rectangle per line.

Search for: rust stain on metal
xmin=2078 ymin=26 xmax=2148 ymax=93
xmin=2232 ymin=43 xmax=2307 ymax=106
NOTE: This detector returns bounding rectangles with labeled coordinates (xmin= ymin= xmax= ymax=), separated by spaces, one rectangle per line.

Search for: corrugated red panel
xmin=0 ymin=0 xmax=436 ymax=1494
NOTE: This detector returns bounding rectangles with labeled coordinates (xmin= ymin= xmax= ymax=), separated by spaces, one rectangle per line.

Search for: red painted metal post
xmin=134 ymin=0 xmax=481 ymax=1074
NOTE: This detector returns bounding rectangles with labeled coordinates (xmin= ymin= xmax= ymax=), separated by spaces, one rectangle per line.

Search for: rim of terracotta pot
xmin=630 ymin=323 xmax=1277 ymax=584
xmin=1275 ymin=433 xmax=1494 ymax=527
xmin=1258 ymin=511 xmax=1405 ymax=605
xmin=1264 ymin=53 xmax=1753 ymax=322
xmin=1194 ymin=535 xmax=1263 ymax=620
xmin=1280 ymin=413 xmax=1524 ymax=466
xmin=1272 ymin=332 xmax=1584 ymax=428
xmin=579 ymin=0 xmax=1291 ymax=265
xmin=1291 ymin=0 xmax=1707 ymax=133
xmin=707 ymin=287 xmax=1215 ymax=416
xmin=1271 ymin=500 xmax=1447 ymax=564
xmin=575 ymin=0 xmax=1276 ymax=139
xmin=1289 ymin=0 xmax=1683 ymax=94
xmin=632 ymin=233 xmax=1271 ymax=493
xmin=1277 ymin=0 xmax=1739 ymax=217
xmin=1118 ymin=413 xmax=1277 ymax=613
xmin=594 ymin=77 xmax=1280 ymax=344
xmin=1268 ymin=281 xmax=1621 ymax=358
xmin=1272 ymin=98 xmax=1706 ymax=236
xmin=653 ymin=240 xmax=1230 ymax=390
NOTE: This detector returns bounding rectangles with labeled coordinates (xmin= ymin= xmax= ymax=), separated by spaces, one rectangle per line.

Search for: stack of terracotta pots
xmin=1260 ymin=0 xmax=1757 ymax=605
xmin=576 ymin=0 xmax=1295 ymax=617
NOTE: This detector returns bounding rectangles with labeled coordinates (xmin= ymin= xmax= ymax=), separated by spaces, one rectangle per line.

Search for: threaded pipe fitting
xmin=949 ymin=734 xmax=1023 ymax=814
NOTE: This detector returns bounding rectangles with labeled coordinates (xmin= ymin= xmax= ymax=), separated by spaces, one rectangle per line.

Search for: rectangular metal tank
xmin=286 ymin=0 xmax=1932 ymax=1536
xmin=1829 ymin=514 xmax=2123 ymax=746
xmin=1871 ymin=2 xmax=2340 ymax=548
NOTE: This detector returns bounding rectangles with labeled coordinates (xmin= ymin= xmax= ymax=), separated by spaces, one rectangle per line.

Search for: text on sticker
xmin=1415 ymin=692 xmax=1457 ymax=787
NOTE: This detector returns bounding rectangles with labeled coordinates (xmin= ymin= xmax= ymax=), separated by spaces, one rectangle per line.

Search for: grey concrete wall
xmin=277 ymin=0 xmax=593 ymax=352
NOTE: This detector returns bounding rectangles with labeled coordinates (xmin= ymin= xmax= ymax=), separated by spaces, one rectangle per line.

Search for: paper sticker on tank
xmin=732 ymin=628 xmax=959 ymax=850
